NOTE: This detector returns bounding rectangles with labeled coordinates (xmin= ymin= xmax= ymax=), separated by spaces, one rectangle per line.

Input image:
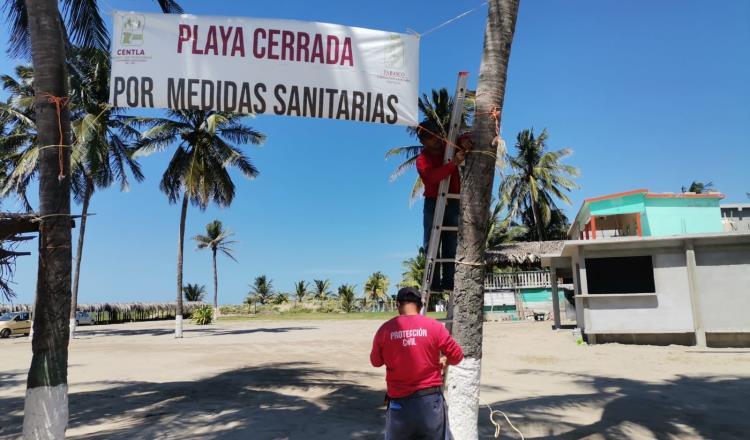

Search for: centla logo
xmin=121 ymin=14 xmax=145 ymax=46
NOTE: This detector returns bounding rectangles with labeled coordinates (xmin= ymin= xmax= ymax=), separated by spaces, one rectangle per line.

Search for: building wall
xmin=694 ymin=244 xmax=750 ymax=332
xmin=644 ymin=198 xmax=723 ymax=236
xmin=722 ymin=207 xmax=750 ymax=232
xmin=580 ymin=248 xmax=695 ymax=334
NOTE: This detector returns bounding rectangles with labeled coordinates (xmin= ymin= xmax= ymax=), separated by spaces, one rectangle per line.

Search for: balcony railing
xmin=484 ymin=270 xmax=552 ymax=290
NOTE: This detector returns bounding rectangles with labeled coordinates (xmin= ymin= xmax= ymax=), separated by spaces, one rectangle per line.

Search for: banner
xmin=109 ymin=11 xmax=419 ymax=126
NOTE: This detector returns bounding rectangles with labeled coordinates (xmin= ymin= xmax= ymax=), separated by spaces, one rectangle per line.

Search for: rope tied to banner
xmin=41 ymin=93 xmax=70 ymax=181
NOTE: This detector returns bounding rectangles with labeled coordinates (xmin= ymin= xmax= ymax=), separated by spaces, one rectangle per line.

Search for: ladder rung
xmin=440 ymin=226 xmax=458 ymax=232
xmin=434 ymin=258 xmax=455 ymax=263
xmin=444 ymin=193 xmax=460 ymax=200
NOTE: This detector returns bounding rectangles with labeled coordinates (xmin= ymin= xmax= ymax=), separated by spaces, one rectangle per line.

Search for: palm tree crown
xmin=399 ymin=248 xmax=425 ymax=288
xmin=248 ymin=275 xmax=274 ymax=305
xmin=337 ymin=284 xmax=356 ymax=313
xmin=294 ymin=280 xmax=309 ymax=303
xmin=313 ymin=279 xmax=332 ymax=302
xmin=364 ymin=271 xmax=390 ymax=305
xmin=194 ymin=220 xmax=237 ymax=260
xmin=183 ymin=283 xmax=206 ymax=302
xmin=500 ymin=128 xmax=579 ymax=240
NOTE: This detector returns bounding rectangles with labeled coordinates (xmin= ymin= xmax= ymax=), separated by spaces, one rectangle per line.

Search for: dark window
xmin=585 ymin=256 xmax=655 ymax=294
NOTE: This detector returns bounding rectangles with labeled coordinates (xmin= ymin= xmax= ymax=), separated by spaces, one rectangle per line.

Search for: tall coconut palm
xmin=293 ymin=280 xmax=309 ymax=305
xmin=500 ymin=128 xmax=579 ymax=241
xmin=5 ymin=0 xmax=182 ymax=435
xmin=133 ymin=110 xmax=264 ymax=337
xmin=364 ymin=271 xmax=389 ymax=311
xmin=312 ymin=279 xmax=331 ymax=305
xmin=248 ymin=275 xmax=274 ymax=314
xmin=68 ymin=47 xmax=145 ymax=338
xmin=448 ymin=1 xmax=520 ymax=438
xmin=337 ymin=284 xmax=356 ymax=313
xmin=183 ymin=283 xmax=206 ymax=302
xmin=193 ymin=220 xmax=237 ymax=319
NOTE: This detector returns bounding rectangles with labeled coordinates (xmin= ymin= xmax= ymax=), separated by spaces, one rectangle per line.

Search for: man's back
xmin=371 ymin=314 xmax=463 ymax=399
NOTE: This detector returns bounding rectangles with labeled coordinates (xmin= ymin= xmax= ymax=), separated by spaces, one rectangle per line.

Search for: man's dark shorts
xmin=385 ymin=392 xmax=447 ymax=439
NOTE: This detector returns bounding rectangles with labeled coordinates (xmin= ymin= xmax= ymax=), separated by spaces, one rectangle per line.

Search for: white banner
xmin=109 ymin=11 xmax=419 ymax=126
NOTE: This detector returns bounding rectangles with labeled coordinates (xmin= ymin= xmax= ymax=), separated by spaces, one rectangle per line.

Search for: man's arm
xmin=370 ymin=330 xmax=384 ymax=367
xmin=437 ymin=325 xmax=464 ymax=365
xmin=416 ymin=155 xmax=457 ymax=186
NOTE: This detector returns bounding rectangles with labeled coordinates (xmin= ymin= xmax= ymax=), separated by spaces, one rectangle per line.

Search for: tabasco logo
xmin=382 ymin=34 xmax=409 ymax=82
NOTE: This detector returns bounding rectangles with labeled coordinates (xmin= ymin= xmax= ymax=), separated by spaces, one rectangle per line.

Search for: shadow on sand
xmin=0 ymin=362 xmax=385 ymax=440
xmin=73 ymin=326 xmax=316 ymax=338
xmin=480 ymin=370 xmax=750 ymax=439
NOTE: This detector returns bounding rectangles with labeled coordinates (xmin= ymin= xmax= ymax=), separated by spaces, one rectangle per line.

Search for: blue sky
xmin=1 ymin=0 xmax=748 ymax=305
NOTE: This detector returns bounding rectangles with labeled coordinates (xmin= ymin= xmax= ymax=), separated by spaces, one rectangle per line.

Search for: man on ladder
xmin=416 ymin=120 xmax=473 ymax=293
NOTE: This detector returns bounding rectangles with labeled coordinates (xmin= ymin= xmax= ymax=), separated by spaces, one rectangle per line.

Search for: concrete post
xmin=550 ymin=266 xmax=561 ymax=329
xmin=685 ymin=242 xmax=706 ymax=347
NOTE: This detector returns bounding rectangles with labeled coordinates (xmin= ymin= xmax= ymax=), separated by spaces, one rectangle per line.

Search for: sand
xmin=1 ymin=318 xmax=748 ymax=439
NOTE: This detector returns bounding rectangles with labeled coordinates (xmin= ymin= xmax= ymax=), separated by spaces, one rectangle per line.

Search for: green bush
xmin=192 ymin=305 xmax=214 ymax=325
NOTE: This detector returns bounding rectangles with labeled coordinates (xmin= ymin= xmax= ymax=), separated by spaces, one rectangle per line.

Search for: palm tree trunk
xmin=530 ymin=198 xmax=546 ymax=240
xmin=22 ymin=0 xmax=73 ymax=437
xmin=212 ymin=248 xmax=218 ymax=321
xmin=175 ymin=194 xmax=188 ymax=338
xmin=446 ymin=1 xmax=519 ymax=438
xmin=69 ymin=177 xmax=92 ymax=339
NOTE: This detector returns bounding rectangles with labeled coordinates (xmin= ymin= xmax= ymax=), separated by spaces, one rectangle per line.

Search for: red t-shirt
xmin=416 ymin=148 xmax=461 ymax=198
xmin=370 ymin=314 xmax=464 ymax=398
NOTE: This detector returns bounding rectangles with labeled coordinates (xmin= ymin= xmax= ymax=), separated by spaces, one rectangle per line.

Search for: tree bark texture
xmin=212 ymin=248 xmax=218 ymax=319
xmin=175 ymin=194 xmax=188 ymax=338
xmin=446 ymin=1 xmax=520 ymax=439
xmin=70 ymin=178 xmax=92 ymax=338
xmin=22 ymin=0 xmax=73 ymax=437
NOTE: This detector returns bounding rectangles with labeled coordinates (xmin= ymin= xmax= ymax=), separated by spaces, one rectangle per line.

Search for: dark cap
xmin=396 ymin=287 xmax=422 ymax=304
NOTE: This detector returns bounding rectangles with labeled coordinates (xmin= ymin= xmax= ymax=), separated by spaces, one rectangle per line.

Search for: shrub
xmin=192 ymin=305 xmax=214 ymax=325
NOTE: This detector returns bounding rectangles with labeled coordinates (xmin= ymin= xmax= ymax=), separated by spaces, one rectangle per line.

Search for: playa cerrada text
xmin=171 ymin=25 xmax=356 ymax=66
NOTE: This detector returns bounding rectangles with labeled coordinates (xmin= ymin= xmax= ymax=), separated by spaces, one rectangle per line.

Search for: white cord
xmin=487 ymin=404 xmax=524 ymax=439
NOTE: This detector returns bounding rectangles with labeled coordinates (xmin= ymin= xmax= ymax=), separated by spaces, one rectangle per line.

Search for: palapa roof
xmin=485 ymin=240 xmax=564 ymax=265
xmin=0 ymin=301 xmax=207 ymax=314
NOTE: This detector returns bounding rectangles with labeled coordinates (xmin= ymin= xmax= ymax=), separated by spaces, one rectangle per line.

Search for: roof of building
xmin=486 ymin=240 xmax=565 ymax=265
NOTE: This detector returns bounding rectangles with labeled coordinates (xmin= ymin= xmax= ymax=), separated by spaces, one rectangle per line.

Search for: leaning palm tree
xmin=193 ymin=220 xmax=237 ymax=319
xmin=337 ymin=284 xmax=356 ymax=313
xmin=5 ymin=0 xmax=182 ymax=435
xmin=133 ymin=110 xmax=264 ymax=337
xmin=448 ymin=1 xmax=520 ymax=438
xmin=500 ymin=128 xmax=579 ymax=241
xmin=485 ymin=199 xmax=528 ymax=248
xmin=183 ymin=283 xmax=207 ymax=302
xmin=248 ymin=275 xmax=274 ymax=314
xmin=364 ymin=271 xmax=389 ymax=311
xmin=312 ymin=279 xmax=331 ymax=306
xmin=293 ymin=280 xmax=309 ymax=305
xmin=68 ymin=47 xmax=145 ymax=337
xmin=399 ymin=248 xmax=425 ymax=288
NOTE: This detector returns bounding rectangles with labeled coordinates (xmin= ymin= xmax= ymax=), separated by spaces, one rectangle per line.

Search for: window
xmin=585 ymin=256 xmax=655 ymax=294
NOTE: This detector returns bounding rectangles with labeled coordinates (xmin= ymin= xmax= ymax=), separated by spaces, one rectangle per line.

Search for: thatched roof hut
xmin=0 ymin=302 xmax=207 ymax=320
xmin=485 ymin=240 xmax=564 ymax=266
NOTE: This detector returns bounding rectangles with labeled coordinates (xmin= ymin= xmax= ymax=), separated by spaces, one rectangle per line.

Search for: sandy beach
xmin=1 ymin=318 xmax=749 ymax=439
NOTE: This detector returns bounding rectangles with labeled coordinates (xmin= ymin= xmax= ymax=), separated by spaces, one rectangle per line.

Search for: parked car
xmin=0 ymin=312 xmax=31 ymax=338
xmin=75 ymin=311 xmax=96 ymax=326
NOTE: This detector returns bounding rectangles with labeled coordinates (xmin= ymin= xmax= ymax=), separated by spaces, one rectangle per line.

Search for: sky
xmin=1 ymin=0 xmax=748 ymax=306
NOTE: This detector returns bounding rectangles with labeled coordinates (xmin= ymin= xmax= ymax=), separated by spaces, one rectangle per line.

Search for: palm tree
xmin=293 ymin=280 xmax=309 ymax=305
xmin=485 ymin=199 xmax=528 ymax=248
xmin=133 ymin=110 xmax=264 ymax=337
xmin=385 ymin=89 xmax=475 ymax=203
xmin=183 ymin=283 xmax=206 ymax=302
xmin=682 ymin=181 xmax=715 ymax=194
xmin=248 ymin=275 xmax=274 ymax=314
xmin=364 ymin=271 xmax=389 ymax=311
xmin=312 ymin=279 xmax=331 ymax=306
xmin=337 ymin=284 xmax=356 ymax=313
xmin=68 ymin=47 xmax=145 ymax=337
xmin=500 ymin=128 xmax=579 ymax=241
xmin=399 ymin=248 xmax=425 ymax=288
xmin=193 ymin=220 xmax=237 ymax=319
xmin=5 ymin=1 xmax=182 ymax=434
xmin=448 ymin=1 xmax=520 ymax=438
xmin=272 ymin=292 xmax=290 ymax=305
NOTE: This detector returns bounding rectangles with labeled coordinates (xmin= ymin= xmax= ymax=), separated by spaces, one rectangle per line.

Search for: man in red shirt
xmin=370 ymin=287 xmax=464 ymax=439
xmin=416 ymin=120 xmax=472 ymax=292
